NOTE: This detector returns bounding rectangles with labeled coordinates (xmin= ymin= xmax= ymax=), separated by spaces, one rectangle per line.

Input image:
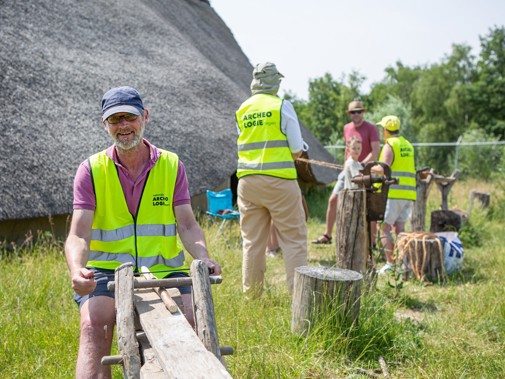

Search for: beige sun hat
xmin=251 ymin=62 xmax=284 ymax=95
xmin=346 ymin=100 xmax=367 ymax=113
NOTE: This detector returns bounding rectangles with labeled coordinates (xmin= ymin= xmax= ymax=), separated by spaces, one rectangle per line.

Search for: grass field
xmin=1 ymin=178 xmax=504 ymax=378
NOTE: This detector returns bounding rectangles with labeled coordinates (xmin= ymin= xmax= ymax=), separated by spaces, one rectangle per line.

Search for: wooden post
xmin=430 ymin=209 xmax=466 ymax=232
xmin=191 ymin=260 xmax=225 ymax=366
xmin=433 ymin=170 xmax=459 ymax=211
xmin=411 ymin=169 xmax=434 ymax=232
xmin=114 ymin=263 xmax=141 ymax=379
xmin=335 ymin=189 xmax=368 ymax=274
xmin=291 ymin=266 xmax=363 ymax=336
xmin=468 ymin=190 xmax=490 ymax=214
xmin=397 ymin=232 xmax=445 ymax=283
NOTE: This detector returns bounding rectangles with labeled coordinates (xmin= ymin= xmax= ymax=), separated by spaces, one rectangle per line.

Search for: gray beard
xmin=112 ymin=123 xmax=145 ymax=151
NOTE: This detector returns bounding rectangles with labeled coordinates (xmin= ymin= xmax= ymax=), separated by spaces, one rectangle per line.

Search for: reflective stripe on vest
xmin=88 ymin=149 xmax=188 ymax=278
xmin=235 ymin=94 xmax=296 ymax=179
xmin=88 ymin=249 xmax=185 ymax=269
xmin=380 ymin=136 xmax=417 ymax=201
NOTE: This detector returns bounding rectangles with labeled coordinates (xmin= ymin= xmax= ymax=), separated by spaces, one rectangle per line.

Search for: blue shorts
xmin=74 ymin=268 xmax=191 ymax=309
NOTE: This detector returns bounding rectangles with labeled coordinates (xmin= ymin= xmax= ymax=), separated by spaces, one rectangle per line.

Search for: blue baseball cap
xmin=101 ymin=86 xmax=144 ymax=120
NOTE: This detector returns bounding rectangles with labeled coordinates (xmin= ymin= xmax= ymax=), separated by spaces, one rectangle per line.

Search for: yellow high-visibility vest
xmin=87 ymin=149 xmax=187 ymax=278
xmin=235 ymin=94 xmax=297 ymax=179
xmin=380 ymin=136 xmax=417 ymax=201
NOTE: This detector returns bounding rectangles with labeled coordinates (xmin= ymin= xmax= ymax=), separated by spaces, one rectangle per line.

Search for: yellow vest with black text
xmin=235 ymin=94 xmax=297 ymax=179
xmin=87 ymin=149 xmax=187 ymax=278
xmin=379 ymin=136 xmax=417 ymax=201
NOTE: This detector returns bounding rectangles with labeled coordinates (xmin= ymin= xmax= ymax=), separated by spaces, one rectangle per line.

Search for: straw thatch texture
xmin=0 ymin=0 xmax=338 ymax=225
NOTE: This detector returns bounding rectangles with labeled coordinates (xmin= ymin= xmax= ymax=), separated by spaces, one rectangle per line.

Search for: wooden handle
xmin=140 ymin=267 xmax=179 ymax=314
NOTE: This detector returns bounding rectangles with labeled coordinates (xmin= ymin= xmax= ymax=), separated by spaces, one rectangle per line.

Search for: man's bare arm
xmin=65 ymin=209 xmax=97 ymax=295
xmin=175 ymin=204 xmax=222 ymax=275
xmin=362 ymin=141 xmax=381 ymax=164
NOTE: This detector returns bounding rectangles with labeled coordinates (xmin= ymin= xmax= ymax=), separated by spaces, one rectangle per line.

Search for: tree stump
xmin=397 ymin=232 xmax=445 ymax=283
xmin=411 ymin=169 xmax=434 ymax=232
xmin=430 ymin=210 xmax=466 ymax=232
xmin=468 ymin=190 xmax=490 ymax=213
xmin=335 ymin=189 xmax=368 ymax=274
xmin=291 ymin=266 xmax=363 ymax=336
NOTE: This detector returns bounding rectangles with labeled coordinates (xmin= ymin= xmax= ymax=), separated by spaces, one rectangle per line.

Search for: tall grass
xmin=1 ymin=179 xmax=504 ymax=378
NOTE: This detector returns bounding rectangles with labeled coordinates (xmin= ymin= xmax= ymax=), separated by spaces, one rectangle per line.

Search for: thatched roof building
xmin=0 ymin=0 xmax=338 ymax=242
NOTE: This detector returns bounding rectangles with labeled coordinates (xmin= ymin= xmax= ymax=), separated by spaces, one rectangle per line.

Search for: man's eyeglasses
xmin=350 ymin=110 xmax=363 ymax=115
xmin=107 ymin=114 xmax=139 ymax=124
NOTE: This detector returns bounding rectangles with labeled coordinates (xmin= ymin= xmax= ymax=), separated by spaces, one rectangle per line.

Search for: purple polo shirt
xmin=73 ymin=139 xmax=191 ymax=216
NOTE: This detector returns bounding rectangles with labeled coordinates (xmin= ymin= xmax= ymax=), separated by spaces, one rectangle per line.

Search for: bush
xmin=458 ymin=129 xmax=503 ymax=180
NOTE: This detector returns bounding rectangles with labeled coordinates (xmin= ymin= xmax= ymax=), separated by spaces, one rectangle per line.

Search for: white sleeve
xmin=281 ymin=100 xmax=308 ymax=153
xmin=344 ymin=159 xmax=362 ymax=189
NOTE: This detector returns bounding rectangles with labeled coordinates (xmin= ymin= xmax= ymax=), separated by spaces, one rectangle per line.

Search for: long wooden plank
xmin=137 ymin=332 xmax=166 ymax=379
xmin=135 ymin=288 xmax=232 ymax=379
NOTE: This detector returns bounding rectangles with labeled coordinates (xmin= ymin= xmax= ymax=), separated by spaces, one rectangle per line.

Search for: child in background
xmin=344 ymin=136 xmax=363 ymax=189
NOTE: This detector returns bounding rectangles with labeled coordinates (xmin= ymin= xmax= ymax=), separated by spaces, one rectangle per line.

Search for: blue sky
xmin=210 ymin=0 xmax=505 ymax=100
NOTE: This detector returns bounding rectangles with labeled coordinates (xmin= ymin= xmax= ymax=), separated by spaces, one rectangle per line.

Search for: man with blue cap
xmin=64 ymin=86 xmax=222 ymax=378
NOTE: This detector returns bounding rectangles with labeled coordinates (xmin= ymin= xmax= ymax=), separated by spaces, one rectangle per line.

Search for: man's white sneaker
xmin=377 ymin=263 xmax=395 ymax=275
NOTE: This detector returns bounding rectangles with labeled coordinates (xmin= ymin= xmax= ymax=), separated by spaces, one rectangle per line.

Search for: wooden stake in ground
xmin=411 ymin=168 xmax=435 ymax=232
xmin=468 ymin=190 xmax=490 ymax=214
xmin=291 ymin=266 xmax=363 ymax=335
xmin=335 ymin=189 xmax=368 ymax=274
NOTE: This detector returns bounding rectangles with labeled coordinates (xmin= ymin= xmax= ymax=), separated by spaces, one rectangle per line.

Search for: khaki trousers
xmin=238 ymin=175 xmax=307 ymax=297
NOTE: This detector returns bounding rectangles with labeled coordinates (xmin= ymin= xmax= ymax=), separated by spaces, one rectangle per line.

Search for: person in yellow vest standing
xmin=374 ymin=115 xmax=417 ymax=274
xmin=235 ymin=62 xmax=308 ymax=298
xmin=64 ymin=86 xmax=222 ymax=379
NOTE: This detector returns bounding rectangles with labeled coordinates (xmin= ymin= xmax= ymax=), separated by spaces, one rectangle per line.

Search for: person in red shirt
xmin=312 ymin=100 xmax=380 ymax=244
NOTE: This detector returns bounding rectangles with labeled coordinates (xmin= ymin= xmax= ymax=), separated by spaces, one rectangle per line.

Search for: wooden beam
xmin=191 ymin=260 xmax=225 ymax=366
xmin=135 ymin=287 xmax=232 ymax=378
xmin=114 ymin=263 xmax=141 ymax=378
xmin=107 ymin=275 xmax=222 ymax=291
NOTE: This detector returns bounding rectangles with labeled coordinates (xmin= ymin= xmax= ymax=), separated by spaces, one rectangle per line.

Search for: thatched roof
xmin=0 ymin=0 xmax=338 ymax=222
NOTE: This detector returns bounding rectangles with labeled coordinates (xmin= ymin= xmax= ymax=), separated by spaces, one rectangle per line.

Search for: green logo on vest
xmin=242 ymin=111 xmax=272 ymax=128
xmin=152 ymin=193 xmax=171 ymax=206
xmin=400 ymin=146 xmax=413 ymax=157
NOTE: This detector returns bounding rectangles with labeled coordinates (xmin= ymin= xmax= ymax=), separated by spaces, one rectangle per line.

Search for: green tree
xmin=469 ymin=26 xmax=505 ymax=139
xmin=286 ymin=72 xmax=365 ymax=145
xmin=458 ymin=129 xmax=504 ymax=180
xmin=367 ymin=95 xmax=414 ymax=142
xmin=368 ymin=61 xmax=422 ymax=109
xmin=306 ymin=73 xmax=345 ymax=144
xmin=408 ymin=43 xmax=477 ymax=172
